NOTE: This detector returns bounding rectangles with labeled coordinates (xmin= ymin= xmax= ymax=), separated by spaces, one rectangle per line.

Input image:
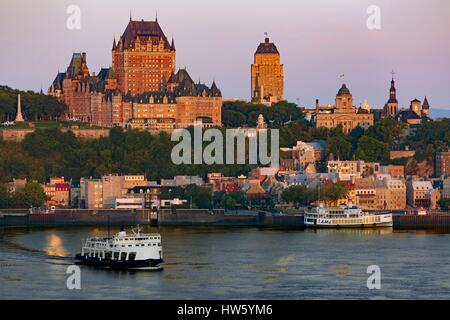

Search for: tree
xmin=219 ymin=191 xmax=248 ymax=210
xmin=326 ymin=135 xmax=353 ymax=160
xmin=183 ymin=185 xmax=213 ymax=209
xmin=282 ymin=185 xmax=318 ymax=206
xmin=355 ymin=136 xmax=389 ymax=163
xmin=320 ymin=182 xmax=349 ymax=203
xmin=0 ymin=184 xmax=10 ymax=208
xmin=12 ymin=182 xmax=47 ymax=208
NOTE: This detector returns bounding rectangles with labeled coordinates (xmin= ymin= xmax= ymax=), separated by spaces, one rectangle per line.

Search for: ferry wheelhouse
xmin=304 ymin=205 xmax=393 ymax=228
xmin=75 ymin=226 xmax=163 ymax=270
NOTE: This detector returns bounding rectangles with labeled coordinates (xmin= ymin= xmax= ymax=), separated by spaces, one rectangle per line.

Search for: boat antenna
xmin=107 ymin=214 xmax=111 ymax=237
xmin=318 ymin=178 xmax=321 ymax=203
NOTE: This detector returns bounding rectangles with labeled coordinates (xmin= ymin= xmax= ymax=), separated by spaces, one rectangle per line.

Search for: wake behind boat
xmin=304 ymin=204 xmax=393 ymax=228
xmin=75 ymin=225 xmax=163 ymax=270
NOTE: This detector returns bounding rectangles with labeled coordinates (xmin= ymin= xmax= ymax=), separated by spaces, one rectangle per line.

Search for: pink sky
xmin=1 ymin=0 xmax=449 ymax=109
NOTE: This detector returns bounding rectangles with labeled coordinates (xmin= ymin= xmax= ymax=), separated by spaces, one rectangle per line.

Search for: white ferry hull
xmin=304 ymin=221 xmax=393 ymax=228
xmin=75 ymin=254 xmax=163 ymax=270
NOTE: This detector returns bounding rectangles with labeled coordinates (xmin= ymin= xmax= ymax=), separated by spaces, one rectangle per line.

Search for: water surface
xmin=0 ymin=226 xmax=449 ymax=299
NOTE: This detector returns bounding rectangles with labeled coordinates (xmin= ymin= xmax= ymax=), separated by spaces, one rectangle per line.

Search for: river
xmin=0 ymin=226 xmax=449 ymax=299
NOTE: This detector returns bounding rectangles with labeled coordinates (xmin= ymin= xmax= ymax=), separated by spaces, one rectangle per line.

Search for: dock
xmin=1 ymin=208 xmax=450 ymax=229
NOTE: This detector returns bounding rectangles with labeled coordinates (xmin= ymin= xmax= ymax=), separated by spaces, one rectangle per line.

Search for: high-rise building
xmin=251 ymin=36 xmax=284 ymax=104
xmin=112 ymin=18 xmax=176 ymax=95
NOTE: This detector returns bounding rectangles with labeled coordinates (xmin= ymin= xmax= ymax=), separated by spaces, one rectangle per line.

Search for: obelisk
xmin=15 ymin=94 xmax=24 ymax=122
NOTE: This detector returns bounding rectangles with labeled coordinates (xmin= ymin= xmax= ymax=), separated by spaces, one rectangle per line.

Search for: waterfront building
xmin=353 ymin=177 xmax=377 ymax=210
xmin=327 ymin=160 xmax=380 ymax=181
xmin=407 ymin=180 xmax=440 ymax=208
xmin=80 ymin=178 xmax=103 ymax=209
xmin=123 ymin=175 xmax=148 ymax=189
xmin=436 ymin=151 xmax=450 ymax=178
xmin=314 ymin=84 xmax=374 ymax=134
xmin=43 ymin=177 xmax=70 ymax=207
xmin=48 ymin=18 xmax=222 ymax=131
xmin=251 ymin=35 xmax=284 ymax=104
xmin=374 ymin=177 xmax=406 ymax=210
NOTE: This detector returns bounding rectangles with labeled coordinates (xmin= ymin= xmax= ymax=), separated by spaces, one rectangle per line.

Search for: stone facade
xmin=314 ymin=84 xmax=374 ymax=134
xmin=251 ymin=36 xmax=284 ymax=104
xmin=48 ymin=19 xmax=222 ymax=131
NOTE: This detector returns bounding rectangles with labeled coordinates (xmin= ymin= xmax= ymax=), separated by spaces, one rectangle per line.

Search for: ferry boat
xmin=75 ymin=226 xmax=163 ymax=270
xmin=304 ymin=205 xmax=393 ymax=228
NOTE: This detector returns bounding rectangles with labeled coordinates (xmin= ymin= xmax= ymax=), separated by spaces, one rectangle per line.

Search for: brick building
xmin=49 ymin=18 xmax=222 ymax=130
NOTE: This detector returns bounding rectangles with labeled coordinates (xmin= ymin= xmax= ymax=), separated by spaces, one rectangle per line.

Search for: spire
xmin=423 ymin=96 xmax=430 ymax=109
xmin=155 ymin=10 xmax=158 ymax=22
xmin=388 ymin=71 xmax=398 ymax=103
xmin=129 ymin=10 xmax=132 ymax=21
xmin=112 ymin=35 xmax=117 ymax=50
xmin=171 ymin=35 xmax=175 ymax=51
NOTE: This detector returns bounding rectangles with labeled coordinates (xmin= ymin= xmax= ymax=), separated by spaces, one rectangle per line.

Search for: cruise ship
xmin=75 ymin=226 xmax=163 ymax=270
xmin=304 ymin=204 xmax=393 ymax=228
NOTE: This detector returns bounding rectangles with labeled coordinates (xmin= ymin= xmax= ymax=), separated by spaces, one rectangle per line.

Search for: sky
xmin=1 ymin=0 xmax=450 ymax=109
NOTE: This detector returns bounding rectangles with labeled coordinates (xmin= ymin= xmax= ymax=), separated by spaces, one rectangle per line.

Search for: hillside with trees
xmin=0 ymin=86 xmax=67 ymax=122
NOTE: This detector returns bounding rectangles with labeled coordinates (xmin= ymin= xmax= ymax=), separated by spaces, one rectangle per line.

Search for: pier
xmin=2 ymin=208 xmax=450 ymax=229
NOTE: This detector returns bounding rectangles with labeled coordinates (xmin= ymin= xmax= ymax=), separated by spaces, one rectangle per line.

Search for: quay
xmin=1 ymin=208 xmax=450 ymax=230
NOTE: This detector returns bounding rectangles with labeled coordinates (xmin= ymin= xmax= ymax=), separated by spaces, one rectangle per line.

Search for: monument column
xmin=15 ymin=94 xmax=25 ymax=122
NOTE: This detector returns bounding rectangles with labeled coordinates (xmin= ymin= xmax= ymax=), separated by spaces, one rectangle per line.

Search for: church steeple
xmin=389 ymin=76 xmax=397 ymax=103
xmin=384 ymin=70 xmax=399 ymax=117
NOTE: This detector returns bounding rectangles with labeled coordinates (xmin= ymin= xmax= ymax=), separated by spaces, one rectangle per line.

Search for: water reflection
xmin=45 ymin=234 xmax=67 ymax=257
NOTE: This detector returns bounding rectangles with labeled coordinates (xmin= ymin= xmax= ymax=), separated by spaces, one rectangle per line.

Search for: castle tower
xmin=384 ymin=74 xmax=398 ymax=117
xmin=410 ymin=98 xmax=422 ymax=116
xmin=113 ymin=18 xmax=176 ymax=95
xmin=422 ymin=96 xmax=430 ymax=118
xmin=15 ymin=94 xmax=24 ymax=122
xmin=251 ymin=35 xmax=284 ymax=104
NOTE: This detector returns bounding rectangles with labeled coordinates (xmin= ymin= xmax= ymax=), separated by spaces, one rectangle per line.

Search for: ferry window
xmin=129 ymin=253 xmax=136 ymax=261
xmin=120 ymin=252 xmax=127 ymax=261
xmin=114 ymin=252 xmax=120 ymax=260
xmin=105 ymin=252 xmax=112 ymax=260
